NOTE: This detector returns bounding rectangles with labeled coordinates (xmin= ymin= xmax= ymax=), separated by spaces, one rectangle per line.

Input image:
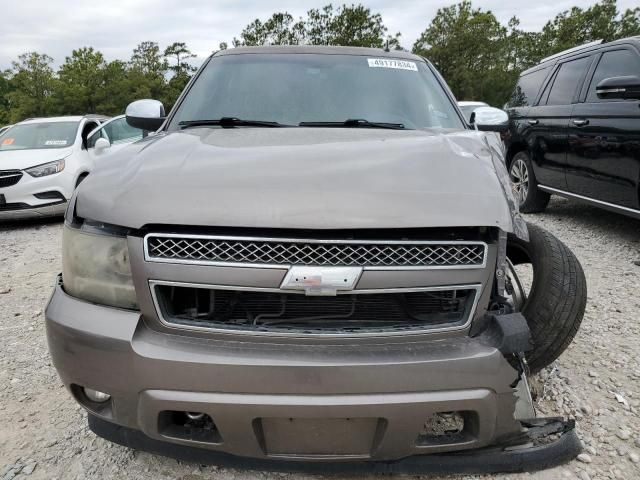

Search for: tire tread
xmin=508 ymin=223 xmax=586 ymax=373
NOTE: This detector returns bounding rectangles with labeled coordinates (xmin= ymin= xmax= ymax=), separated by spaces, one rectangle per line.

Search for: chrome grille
xmin=145 ymin=235 xmax=486 ymax=269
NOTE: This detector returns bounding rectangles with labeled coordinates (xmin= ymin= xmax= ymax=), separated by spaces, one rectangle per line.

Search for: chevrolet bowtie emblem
xmin=280 ymin=266 xmax=362 ymax=296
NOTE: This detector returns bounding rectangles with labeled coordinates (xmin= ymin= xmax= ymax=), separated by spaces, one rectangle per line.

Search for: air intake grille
xmin=153 ymin=284 xmax=477 ymax=334
xmin=0 ymin=171 xmax=23 ymax=188
xmin=145 ymin=235 xmax=486 ymax=268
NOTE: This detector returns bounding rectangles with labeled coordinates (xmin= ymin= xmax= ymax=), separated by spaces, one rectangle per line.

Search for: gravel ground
xmin=1 ymin=196 xmax=639 ymax=480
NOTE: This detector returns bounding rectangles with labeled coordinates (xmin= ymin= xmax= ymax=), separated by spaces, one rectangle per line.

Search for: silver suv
xmin=46 ymin=46 xmax=586 ymax=475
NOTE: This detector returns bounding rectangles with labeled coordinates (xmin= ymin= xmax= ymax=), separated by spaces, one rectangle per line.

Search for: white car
xmin=457 ymin=101 xmax=489 ymax=123
xmin=0 ymin=125 xmax=12 ymax=135
xmin=0 ymin=115 xmax=144 ymax=220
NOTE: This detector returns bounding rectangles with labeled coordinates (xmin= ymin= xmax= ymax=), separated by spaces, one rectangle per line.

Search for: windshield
xmin=0 ymin=121 xmax=79 ymax=151
xmin=169 ymin=53 xmax=464 ymax=130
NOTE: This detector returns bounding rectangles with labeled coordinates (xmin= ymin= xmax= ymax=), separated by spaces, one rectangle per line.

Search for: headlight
xmin=26 ymin=158 xmax=65 ymax=177
xmin=62 ymin=224 xmax=138 ymax=309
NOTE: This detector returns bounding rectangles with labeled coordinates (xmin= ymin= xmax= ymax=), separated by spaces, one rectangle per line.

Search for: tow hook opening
xmin=158 ymin=411 xmax=222 ymax=444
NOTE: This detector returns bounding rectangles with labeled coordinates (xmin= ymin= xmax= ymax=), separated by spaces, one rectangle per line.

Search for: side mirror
xmin=94 ymin=137 xmax=111 ymax=152
xmin=126 ymin=99 xmax=166 ymax=131
xmin=596 ymin=75 xmax=640 ymax=100
xmin=471 ymin=106 xmax=509 ymax=133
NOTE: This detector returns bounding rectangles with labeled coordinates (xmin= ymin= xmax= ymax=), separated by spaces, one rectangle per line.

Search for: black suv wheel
xmin=509 ymin=151 xmax=550 ymax=213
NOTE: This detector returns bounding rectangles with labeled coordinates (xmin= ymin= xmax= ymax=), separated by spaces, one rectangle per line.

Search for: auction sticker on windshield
xmin=367 ymin=58 xmax=418 ymax=71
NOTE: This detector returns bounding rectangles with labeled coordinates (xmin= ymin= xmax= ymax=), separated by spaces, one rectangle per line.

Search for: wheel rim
xmin=510 ymin=158 xmax=529 ymax=204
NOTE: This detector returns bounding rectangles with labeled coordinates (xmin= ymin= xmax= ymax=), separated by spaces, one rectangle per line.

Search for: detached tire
xmin=509 ymin=151 xmax=550 ymax=213
xmin=507 ymin=223 xmax=586 ymax=373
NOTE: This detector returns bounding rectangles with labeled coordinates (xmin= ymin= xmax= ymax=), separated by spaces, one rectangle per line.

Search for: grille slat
xmin=146 ymin=235 xmax=486 ymax=268
xmin=0 ymin=171 xmax=23 ymax=188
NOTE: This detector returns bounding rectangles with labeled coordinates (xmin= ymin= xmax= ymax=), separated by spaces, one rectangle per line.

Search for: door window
xmin=87 ymin=117 xmax=143 ymax=149
xmin=87 ymin=128 xmax=107 ymax=149
xmin=546 ymin=57 xmax=591 ymax=105
xmin=586 ymin=49 xmax=640 ymax=102
xmin=102 ymin=117 xmax=143 ymax=144
xmin=508 ymin=66 xmax=550 ymax=107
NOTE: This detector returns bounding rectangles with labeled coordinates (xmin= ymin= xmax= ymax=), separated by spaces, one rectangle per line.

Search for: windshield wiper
xmin=179 ymin=117 xmax=289 ymax=129
xmin=299 ymin=119 xmax=406 ymax=130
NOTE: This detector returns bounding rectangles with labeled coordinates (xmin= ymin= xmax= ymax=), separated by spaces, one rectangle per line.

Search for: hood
xmin=77 ymin=128 xmax=515 ymax=231
xmin=0 ymin=147 xmax=73 ymax=170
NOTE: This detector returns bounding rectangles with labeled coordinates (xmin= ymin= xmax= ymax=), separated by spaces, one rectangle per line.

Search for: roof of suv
xmin=521 ymin=36 xmax=640 ymax=76
xmin=214 ymin=45 xmax=425 ymax=62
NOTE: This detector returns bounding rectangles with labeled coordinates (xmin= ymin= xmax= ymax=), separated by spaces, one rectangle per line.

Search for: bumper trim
xmin=0 ymin=200 xmax=67 ymax=220
xmin=88 ymin=415 xmax=581 ymax=475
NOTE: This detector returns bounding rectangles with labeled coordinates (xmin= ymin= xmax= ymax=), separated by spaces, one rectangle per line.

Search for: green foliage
xmin=413 ymin=2 xmax=512 ymax=106
xmin=538 ymin=0 xmax=640 ymax=54
xmin=95 ymin=60 xmax=134 ymax=116
xmin=413 ymin=0 xmax=640 ymax=106
xmin=233 ymin=4 xmax=397 ymax=48
xmin=55 ymin=47 xmax=107 ymax=114
xmin=1 ymin=1 xmax=639 ymax=125
xmin=232 ymin=13 xmax=304 ymax=47
xmin=0 ymin=70 xmax=12 ymax=124
xmin=5 ymin=52 xmax=56 ymax=122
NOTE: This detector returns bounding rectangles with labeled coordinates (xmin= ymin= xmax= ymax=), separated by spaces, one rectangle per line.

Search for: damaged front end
xmin=82 ymin=308 xmax=581 ymax=475
xmin=48 ymin=140 xmax=584 ymax=473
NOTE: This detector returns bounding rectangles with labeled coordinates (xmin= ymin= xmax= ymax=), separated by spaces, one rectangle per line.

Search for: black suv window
xmin=546 ymin=57 xmax=591 ymax=105
xmin=508 ymin=67 xmax=550 ymax=107
xmin=586 ymin=49 xmax=640 ymax=102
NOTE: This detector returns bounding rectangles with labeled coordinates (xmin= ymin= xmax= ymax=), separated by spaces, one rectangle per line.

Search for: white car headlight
xmin=26 ymin=158 xmax=65 ymax=177
xmin=62 ymin=223 xmax=138 ymax=309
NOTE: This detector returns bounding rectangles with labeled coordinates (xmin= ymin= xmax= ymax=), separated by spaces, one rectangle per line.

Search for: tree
xmin=128 ymin=41 xmax=168 ymax=102
xmin=164 ymin=42 xmax=196 ymax=75
xmin=95 ymin=60 xmax=132 ymax=116
xmin=313 ymin=4 xmax=391 ymax=48
xmin=130 ymin=41 xmax=168 ymax=76
xmin=538 ymin=0 xmax=640 ymax=58
xmin=0 ymin=71 xmax=12 ymax=125
xmin=55 ymin=47 xmax=106 ymax=114
xmin=413 ymin=2 xmax=513 ymax=106
xmin=233 ymin=13 xmax=305 ymax=46
xmin=618 ymin=7 xmax=640 ymax=38
xmin=6 ymin=52 xmax=56 ymax=121
xmin=233 ymin=4 xmax=396 ymax=48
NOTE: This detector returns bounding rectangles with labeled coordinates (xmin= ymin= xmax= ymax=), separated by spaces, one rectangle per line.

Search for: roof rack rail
xmin=539 ymin=39 xmax=604 ymax=64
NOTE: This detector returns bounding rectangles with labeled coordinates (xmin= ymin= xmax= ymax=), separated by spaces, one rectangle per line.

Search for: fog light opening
xmin=416 ymin=411 xmax=473 ymax=446
xmin=84 ymin=388 xmax=111 ymax=403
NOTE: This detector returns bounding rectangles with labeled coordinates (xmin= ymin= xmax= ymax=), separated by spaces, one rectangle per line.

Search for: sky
xmin=0 ymin=0 xmax=638 ymax=69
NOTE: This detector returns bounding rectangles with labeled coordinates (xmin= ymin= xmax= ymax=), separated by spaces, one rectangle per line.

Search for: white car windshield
xmin=0 ymin=121 xmax=79 ymax=151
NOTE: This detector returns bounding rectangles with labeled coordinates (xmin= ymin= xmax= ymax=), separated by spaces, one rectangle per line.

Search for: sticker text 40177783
xmin=367 ymin=58 xmax=418 ymax=71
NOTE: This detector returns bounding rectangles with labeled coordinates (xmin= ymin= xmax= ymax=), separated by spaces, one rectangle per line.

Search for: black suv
xmin=505 ymin=36 xmax=640 ymax=217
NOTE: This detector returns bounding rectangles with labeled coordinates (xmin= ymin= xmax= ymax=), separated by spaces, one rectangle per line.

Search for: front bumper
xmin=89 ymin=414 xmax=580 ymax=475
xmin=0 ymin=200 xmax=67 ymax=220
xmin=45 ymin=279 xmax=580 ymax=473
xmin=0 ymin=169 xmax=71 ymax=220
